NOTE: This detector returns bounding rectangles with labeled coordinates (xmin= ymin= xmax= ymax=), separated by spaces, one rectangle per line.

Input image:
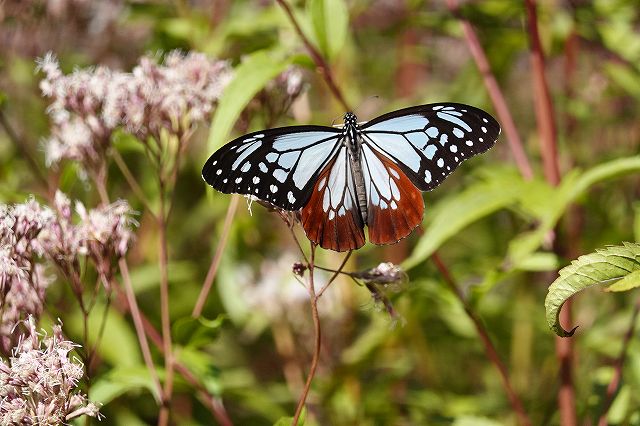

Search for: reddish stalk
xmin=192 ymin=195 xmax=240 ymax=317
xmin=446 ymin=0 xmax=533 ymax=180
xmin=109 ymin=277 xmax=234 ymax=425
xmin=432 ymin=252 xmax=532 ymax=426
xmin=93 ymin=177 xmax=164 ymax=403
xmin=0 ymin=108 xmax=50 ymax=191
xmin=275 ymin=0 xmax=351 ymax=112
xmin=523 ymin=2 xmax=575 ymax=425
xmin=292 ymin=244 xmax=319 ymax=425
xmin=597 ymin=297 xmax=640 ymax=426
xmin=292 ymin=246 xmax=352 ymax=425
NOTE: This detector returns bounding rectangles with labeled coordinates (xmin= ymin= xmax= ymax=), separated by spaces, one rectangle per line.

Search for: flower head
xmin=0 ymin=317 xmax=102 ymax=424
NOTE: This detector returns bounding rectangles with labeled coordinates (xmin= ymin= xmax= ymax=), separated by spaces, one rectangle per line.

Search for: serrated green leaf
xmin=308 ymin=0 xmax=348 ymax=59
xmin=207 ymin=51 xmax=293 ymax=153
xmin=403 ymin=171 xmax=524 ymax=270
xmin=545 ymin=242 xmax=640 ymax=337
xmin=606 ymin=269 xmax=640 ymax=292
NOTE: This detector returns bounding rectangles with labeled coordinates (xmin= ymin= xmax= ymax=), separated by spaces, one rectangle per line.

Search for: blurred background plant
xmin=0 ymin=0 xmax=639 ymax=425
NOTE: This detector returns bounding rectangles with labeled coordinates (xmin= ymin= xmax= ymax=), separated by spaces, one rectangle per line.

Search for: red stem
xmin=432 ymin=252 xmax=532 ymax=426
xmin=292 ymin=245 xmax=319 ymax=425
xmin=524 ymin=1 xmax=575 ymax=424
xmin=192 ymin=195 xmax=239 ymax=317
xmin=275 ymin=0 xmax=351 ymax=112
xmin=446 ymin=0 xmax=533 ymax=180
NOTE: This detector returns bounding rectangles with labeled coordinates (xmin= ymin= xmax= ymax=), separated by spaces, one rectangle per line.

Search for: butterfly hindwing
xmin=202 ymin=126 xmax=342 ymax=211
xmin=360 ymin=103 xmax=500 ymax=191
xmin=301 ymin=146 xmax=365 ymax=252
xmin=360 ymin=144 xmax=424 ymax=245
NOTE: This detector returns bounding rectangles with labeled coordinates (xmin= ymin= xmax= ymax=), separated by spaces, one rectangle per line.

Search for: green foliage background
xmin=1 ymin=0 xmax=639 ymax=424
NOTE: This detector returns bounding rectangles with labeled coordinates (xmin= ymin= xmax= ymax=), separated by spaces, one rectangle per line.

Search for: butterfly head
xmin=343 ymin=112 xmax=358 ymax=127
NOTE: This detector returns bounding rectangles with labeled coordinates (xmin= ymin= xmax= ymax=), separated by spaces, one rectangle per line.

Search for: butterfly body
xmin=203 ymin=103 xmax=500 ymax=252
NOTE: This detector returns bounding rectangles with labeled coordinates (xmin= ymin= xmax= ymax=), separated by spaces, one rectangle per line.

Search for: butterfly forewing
xmin=202 ymin=126 xmax=342 ymax=211
xmin=360 ymin=103 xmax=500 ymax=191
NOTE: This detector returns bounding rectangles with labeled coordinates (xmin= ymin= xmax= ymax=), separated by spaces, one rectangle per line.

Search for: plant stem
xmin=0 ymin=108 xmax=50 ymax=191
xmin=432 ymin=252 xmax=532 ymax=426
xmin=192 ymin=195 xmax=239 ymax=317
xmin=293 ymin=244 xmax=319 ymax=425
xmin=597 ymin=297 xmax=640 ymax=426
xmin=93 ymin=177 xmax=164 ymax=403
xmin=111 ymin=149 xmax=158 ymax=222
xmin=446 ymin=0 xmax=533 ymax=180
xmin=275 ymin=0 xmax=351 ymax=112
xmin=524 ymin=2 xmax=574 ymax=424
xmin=157 ymin=191 xmax=174 ymax=426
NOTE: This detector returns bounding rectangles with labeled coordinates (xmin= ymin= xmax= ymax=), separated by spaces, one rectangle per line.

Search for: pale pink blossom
xmin=0 ymin=317 xmax=101 ymax=424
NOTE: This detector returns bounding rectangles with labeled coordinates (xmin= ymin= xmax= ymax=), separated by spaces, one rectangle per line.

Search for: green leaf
xmin=173 ymin=314 xmax=227 ymax=349
xmin=403 ymin=170 xmax=524 ymax=270
xmin=207 ymin=50 xmax=293 ymax=153
xmin=545 ymin=242 xmax=640 ymax=337
xmin=273 ymin=408 xmax=306 ymax=426
xmin=66 ymin=303 xmax=141 ymax=368
xmin=307 ymin=0 xmax=349 ymax=59
xmin=606 ymin=269 xmax=640 ymax=292
xmin=508 ymin=156 xmax=640 ymax=264
xmin=90 ymin=366 xmax=160 ymax=405
xmin=126 ymin=260 xmax=198 ymax=294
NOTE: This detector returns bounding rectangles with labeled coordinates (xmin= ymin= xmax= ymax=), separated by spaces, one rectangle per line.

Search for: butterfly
xmin=202 ymin=103 xmax=500 ymax=252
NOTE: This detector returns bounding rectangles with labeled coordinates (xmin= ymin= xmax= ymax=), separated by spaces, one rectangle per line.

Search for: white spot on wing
xmin=253 ymin=176 xmax=260 ymax=184
xmin=453 ymin=128 xmax=464 ymax=139
xmin=259 ymin=162 xmax=268 ymax=172
xmin=287 ymin=191 xmax=296 ymax=204
xmin=241 ymin=162 xmax=251 ymax=172
xmin=270 ymin=184 xmax=278 ymax=193
xmin=450 ymin=145 xmax=458 ymax=153
xmin=437 ymin=158 xmax=444 ymax=168
xmin=425 ymin=170 xmax=432 ymax=183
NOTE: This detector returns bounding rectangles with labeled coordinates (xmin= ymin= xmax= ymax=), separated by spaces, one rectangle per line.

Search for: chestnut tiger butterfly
xmin=203 ymin=103 xmax=500 ymax=251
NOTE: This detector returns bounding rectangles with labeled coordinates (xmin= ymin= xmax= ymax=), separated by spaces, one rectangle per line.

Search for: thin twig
xmin=192 ymin=195 xmax=240 ymax=317
xmin=0 ymin=108 xmax=50 ymax=190
xmin=597 ymin=297 xmax=640 ymax=426
xmin=293 ymin=244 xmax=318 ymax=425
xmin=317 ymin=251 xmax=352 ymax=297
xmin=446 ymin=0 xmax=533 ymax=180
xmin=432 ymin=252 xmax=532 ymax=426
xmin=275 ymin=0 xmax=351 ymax=112
xmin=110 ymin=276 xmax=234 ymax=425
xmin=111 ymin=149 xmax=158 ymax=222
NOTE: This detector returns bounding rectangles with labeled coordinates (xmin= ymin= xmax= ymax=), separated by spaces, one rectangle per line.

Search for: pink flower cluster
xmin=0 ymin=194 xmax=136 ymax=352
xmin=39 ymin=191 xmax=136 ymax=283
xmin=0 ymin=199 xmax=54 ymax=354
xmin=0 ymin=317 xmax=101 ymax=424
xmin=38 ymin=51 xmax=233 ymax=169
